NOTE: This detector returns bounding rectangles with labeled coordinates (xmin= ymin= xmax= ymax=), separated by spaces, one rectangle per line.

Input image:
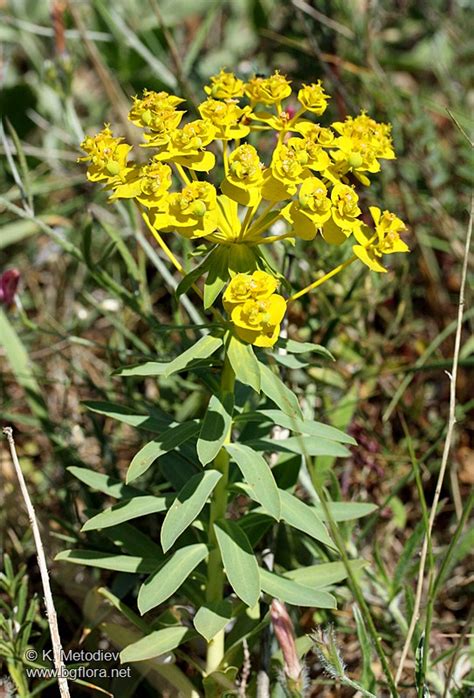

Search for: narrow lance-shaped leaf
xmin=285 ymin=560 xmax=367 ymax=588
xmin=138 ymin=544 xmax=208 ymax=614
xmin=164 ymin=334 xmax=223 ymax=377
xmin=83 ymin=400 xmax=170 ymax=432
xmin=227 ymin=335 xmax=261 ymax=393
xmin=197 ymin=394 xmax=233 ymax=466
xmin=120 ymin=626 xmax=191 ymax=664
xmin=193 ymin=601 xmax=233 ymax=642
xmin=214 ymin=520 xmax=260 ymax=608
xmin=258 ymin=361 xmax=303 ymax=419
xmin=278 ymin=489 xmax=335 ymax=549
xmin=226 ymin=443 xmax=281 ymax=520
xmin=259 ymin=568 xmax=336 ymax=608
xmin=55 ymin=550 xmax=157 ymax=574
xmin=127 ymin=421 xmax=200 ymax=483
xmin=68 ymin=466 xmax=142 ymax=499
xmin=312 ymin=501 xmax=378 ymax=522
xmin=204 ymin=246 xmax=230 ymax=308
xmin=161 ymin=471 xmax=222 ymax=553
xmin=82 ymin=495 xmax=171 ymax=532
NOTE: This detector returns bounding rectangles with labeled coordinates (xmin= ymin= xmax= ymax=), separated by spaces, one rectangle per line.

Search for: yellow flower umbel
xmin=297 ymin=81 xmax=330 ymax=115
xmin=204 ymin=69 xmax=245 ymax=100
xmin=109 ymin=160 xmax=172 ymax=208
xmin=245 ymin=71 xmax=292 ymax=106
xmin=283 ymin=177 xmax=332 ymax=240
xmin=153 ymin=182 xmax=218 ymax=239
xmin=353 ymin=207 xmax=409 ymax=272
xmin=223 ymin=271 xmax=286 ymax=347
xmin=129 ymin=90 xmax=185 ymax=147
xmin=80 ymin=69 xmax=410 ymax=338
xmin=221 ymin=144 xmax=264 ymax=207
xmin=79 ymin=125 xmax=132 ymax=183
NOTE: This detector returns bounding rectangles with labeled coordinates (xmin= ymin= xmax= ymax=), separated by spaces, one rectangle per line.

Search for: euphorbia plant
xmin=61 ymin=70 xmax=409 ymax=695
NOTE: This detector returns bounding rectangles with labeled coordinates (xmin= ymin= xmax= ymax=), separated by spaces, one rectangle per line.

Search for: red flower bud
xmin=0 ymin=269 xmax=20 ymax=307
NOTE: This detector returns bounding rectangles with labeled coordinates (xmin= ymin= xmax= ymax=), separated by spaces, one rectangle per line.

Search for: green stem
xmin=307 ymin=463 xmax=398 ymax=697
xmin=205 ymin=355 xmax=235 ymax=675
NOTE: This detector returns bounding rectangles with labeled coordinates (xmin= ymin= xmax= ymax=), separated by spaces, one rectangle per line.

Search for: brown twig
xmin=394 ymin=196 xmax=473 ymax=686
xmin=2 ymin=427 xmax=71 ymax=698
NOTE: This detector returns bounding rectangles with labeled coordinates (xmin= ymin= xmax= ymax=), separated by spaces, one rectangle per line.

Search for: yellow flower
xmin=286 ymin=136 xmax=331 ymax=173
xmin=204 ymin=70 xmax=245 ymax=100
xmin=282 ymin=177 xmax=332 ymax=240
xmin=109 ymin=160 xmax=172 ymax=208
xmin=154 ymin=119 xmax=216 ymax=171
xmin=221 ymin=144 xmax=264 ymax=206
xmin=262 ymin=144 xmax=306 ymax=202
xmin=352 ymin=206 xmax=409 ymax=272
xmin=332 ymin=113 xmax=395 ymax=167
xmin=297 ymin=81 xmax=329 ymax=115
xmin=245 ymin=71 xmax=292 ymax=105
xmin=329 ymin=138 xmax=380 ymax=186
xmin=329 ymin=183 xmax=361 ymax=235
xmin=230 ymin=295 xmax=286 ymax=347
xmin=198 ymin=99 xmax=251 ymax=140
xmin=223 ymin=270 xmax=279 ymax=307
xmin=79 ymin=125 xmax=132 ymax=183
xmin=153 ymin=182 xmax=218 ymax=239
xmin=128 ymin=90 xmax=185 ymax=145
xmin=295 ymin=122 xmax=335 ymax=147
xmin=223 ymin=271 xmax=286 ymax=347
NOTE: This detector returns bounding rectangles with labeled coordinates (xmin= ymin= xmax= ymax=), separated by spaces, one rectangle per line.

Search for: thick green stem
xmin=205 ymin=356 xmax=235 ymax=674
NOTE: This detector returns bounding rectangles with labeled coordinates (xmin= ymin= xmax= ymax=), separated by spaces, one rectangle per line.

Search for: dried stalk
xmin=395 ymin=196 xmax=473 ymax=685
xmin=2 ymin=427 xmax=71 ymax=698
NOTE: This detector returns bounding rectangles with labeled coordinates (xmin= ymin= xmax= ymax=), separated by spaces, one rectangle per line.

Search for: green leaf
xmin=176 ymin=253 xmax=212 ymax=298
xmin=259 ymin=569 xmax=336 ymax=608
xmin=214 ymin=520 xmax=260 ymax=607
xmin=116 ymin=335 xmax=223 ymax=378
xmin=164 ymin=335 xmax=223 ymax=377
xmin=161 ymin=471 xmax=222 ymax=552
xmin=197 ymin=394 xmax=233 ymax=466
xmin=0 ymin=308 xmax=48 ymax=422
xmin=82 ymin=495 xmax=170 ymax=532
xmin=138 ymin=544 xmax=208 ymax=614
xmin=83 ymin=400 xmax=169 ymax=432
xmin=257 ymin=409 xmax=356 ymax=444
xmin=193 ymin=601 xmax=233 ymax=642
xmin=259 ymin=361 xmax=303 ymax=419
xmin=285 ymin=560 xmax=367 ymax=587
xmin=247 ymin=436 xmax=350 ymax=458
xmin=104 ymin=523 xmax=163 ymax=559
xmin=415 ymin=634 xmax=430 ymax=697
xmin=279 ymin=339 xmax=335 ymax=360
xmin=226 ymin=444 xmax=281 ymax=520
xmin=55 ymin=550 xmax=156 ymax=573
xmin=68 ymin=467 xmax=141 ymax=499
xmin=313 ymin=501 xmax=378 ymax=522
xmin=127 ymin=421 xmax=200 ymax=483
xmin=116 ymin=362 xmax=168 ymax=377
xmin=227 ymin=335 xmax=261 ymax=392
xmin=278 ymin=489 xmax=335 ymax=549
xmin=120 ymin=626 xmax=190 ymax=664
xmin=353 ymin=604 xmax=377 ymax=692
xmin=204 ymin=247 xmax=230 ymax=308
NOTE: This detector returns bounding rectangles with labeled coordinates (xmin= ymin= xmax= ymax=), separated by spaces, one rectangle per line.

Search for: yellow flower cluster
xmin=223 ymin=271 xmax=286 ymax=347
xmin=79 ymin=70 xmax=409 ymax=347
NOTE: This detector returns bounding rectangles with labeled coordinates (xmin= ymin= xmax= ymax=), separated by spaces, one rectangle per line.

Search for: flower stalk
xmin=205 ymin=355 xmax=235 ymax=674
